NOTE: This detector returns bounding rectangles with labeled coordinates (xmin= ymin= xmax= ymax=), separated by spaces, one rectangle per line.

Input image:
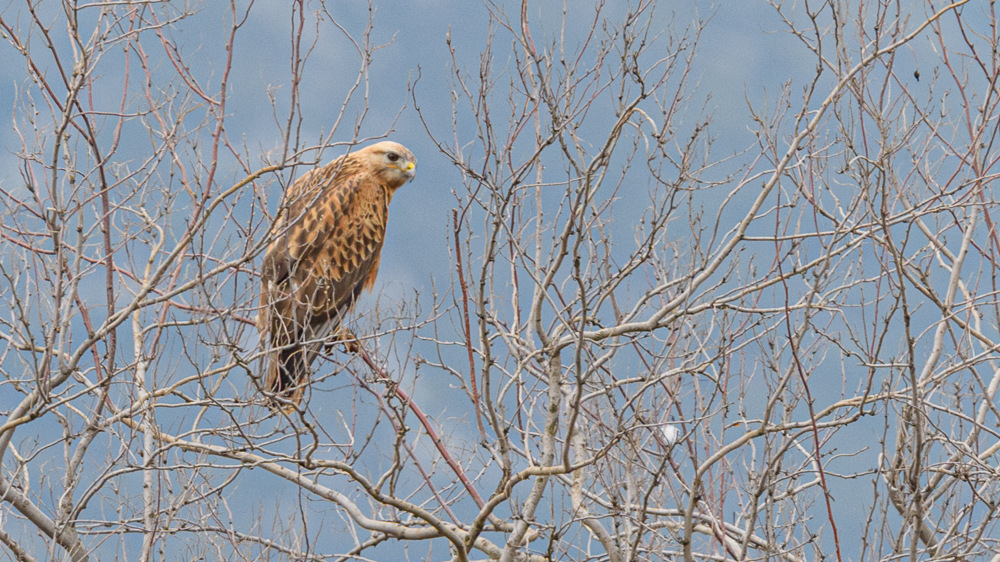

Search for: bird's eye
xmin=387 ymin=153 xmax=400 ymax=162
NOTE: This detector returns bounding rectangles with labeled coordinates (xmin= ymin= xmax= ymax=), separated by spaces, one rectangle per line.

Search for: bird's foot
xmin=331 ymin=328 xmax=361 ymax=353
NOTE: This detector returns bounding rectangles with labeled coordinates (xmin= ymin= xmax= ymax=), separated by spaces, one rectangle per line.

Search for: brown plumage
xmin=257 ymin=141 xmax=416 ymax=407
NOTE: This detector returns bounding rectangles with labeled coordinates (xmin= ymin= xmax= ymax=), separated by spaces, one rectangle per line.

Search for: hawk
xmin=258 ymin=141 xmax=417 ymax=407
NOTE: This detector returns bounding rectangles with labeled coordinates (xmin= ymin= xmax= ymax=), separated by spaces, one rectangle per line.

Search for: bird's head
xmin=360 ymin=141 xmax=417 ymax=189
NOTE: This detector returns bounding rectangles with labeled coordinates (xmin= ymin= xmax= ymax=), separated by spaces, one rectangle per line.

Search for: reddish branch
xmin=353 ymin=345 xmax=489 ymax=511
xmin=453 ymin=209 xmax=487 ymax=440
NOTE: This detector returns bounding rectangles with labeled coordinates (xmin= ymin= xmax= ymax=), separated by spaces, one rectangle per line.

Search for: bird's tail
xmin=263 ymin=343 xmax=318 ymax=410
xmin=260 ymin=318 xmax=344 ymax=410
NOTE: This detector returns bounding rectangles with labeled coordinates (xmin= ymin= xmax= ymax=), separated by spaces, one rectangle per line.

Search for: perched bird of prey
xmin=257 ymin=141 xmax=416 ymax=407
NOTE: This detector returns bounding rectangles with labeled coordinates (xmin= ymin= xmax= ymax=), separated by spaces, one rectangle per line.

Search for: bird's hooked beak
xmin=403 ymin=160 xmax=416 ymax=181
